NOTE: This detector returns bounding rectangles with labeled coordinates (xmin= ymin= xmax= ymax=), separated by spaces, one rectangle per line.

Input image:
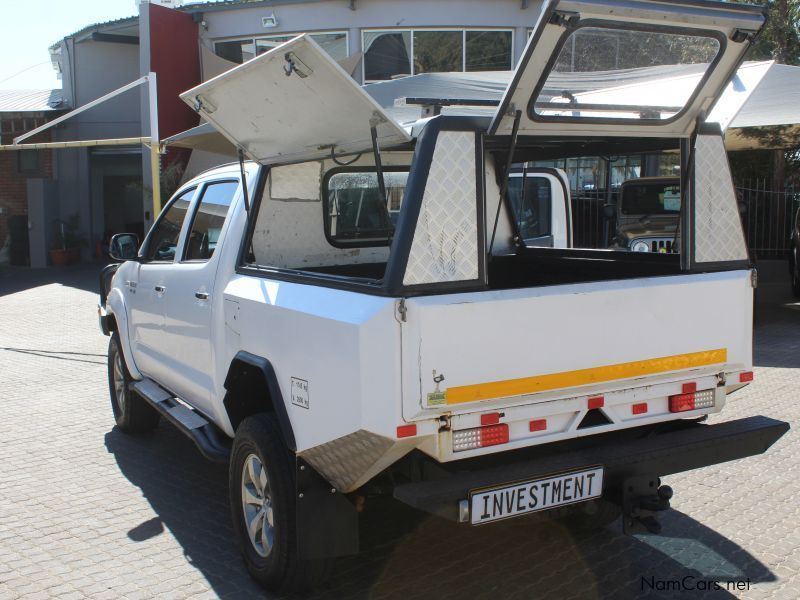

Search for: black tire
xmin=107 ymin=332 xmax=160 ymax=433
xmin=792 ymin=249 xmax=800 ymax=298
xmin=230 ymin=414 xmax=334 ymax=594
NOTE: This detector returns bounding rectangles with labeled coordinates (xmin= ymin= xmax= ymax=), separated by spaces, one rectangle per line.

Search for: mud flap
xmin=295 ymin=458 xmax=359 ymax=559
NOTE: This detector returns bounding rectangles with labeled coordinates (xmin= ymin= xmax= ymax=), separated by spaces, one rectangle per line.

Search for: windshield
xmin=620 ymin=180 xmax=681 ymax=215
xmin=324 ymin=169 xmax=409 ymax=246
xmin=533 ymin=26 xmax=721 ymax=122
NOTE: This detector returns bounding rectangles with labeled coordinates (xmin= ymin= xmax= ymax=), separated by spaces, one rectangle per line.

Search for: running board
xmin=131 ymin=379 xmax=231 ymax=463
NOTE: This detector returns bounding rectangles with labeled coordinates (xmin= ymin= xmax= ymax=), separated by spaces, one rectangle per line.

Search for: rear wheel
xmin=107 ymin=332 xmax=160 ymax=433
xmin=229 ymin=413 xmax=334 ymax=593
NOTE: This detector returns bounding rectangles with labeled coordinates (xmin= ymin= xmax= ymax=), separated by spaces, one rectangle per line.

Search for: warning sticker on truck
xmin=290 ymin=377 xmax=310 ymax=409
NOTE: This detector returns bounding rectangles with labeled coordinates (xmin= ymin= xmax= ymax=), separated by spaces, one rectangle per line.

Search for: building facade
xmin=16 ymin=0 xmax=544 ymax=266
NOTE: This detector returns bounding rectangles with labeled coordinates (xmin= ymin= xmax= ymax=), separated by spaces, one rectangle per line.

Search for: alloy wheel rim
xmin=241 ymin=453 xmax=274 ymax=558
xmin=113 ymin=351 xmax=126 ymax=413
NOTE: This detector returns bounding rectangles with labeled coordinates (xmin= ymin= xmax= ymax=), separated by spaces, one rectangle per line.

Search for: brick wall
xmin=0 ymin=115 xmax=55 ymax=248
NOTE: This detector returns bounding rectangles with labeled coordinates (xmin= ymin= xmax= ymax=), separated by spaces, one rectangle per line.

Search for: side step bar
xmin=131 ymin=379 xmax=231 ymax=463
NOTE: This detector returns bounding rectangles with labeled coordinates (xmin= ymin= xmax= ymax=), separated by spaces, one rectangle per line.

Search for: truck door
xmin=128 ymin=188 xmax=195 ymax=385
xmin=157 ymin=179 xmax=239 ymax=415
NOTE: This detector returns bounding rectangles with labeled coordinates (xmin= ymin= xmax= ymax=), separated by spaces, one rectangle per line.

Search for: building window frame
xmin=16 ymin=149 xmax=44 ymax=178
xmin=361 ymin=27 xmax=515 ymax=83
xmin=214 ymin=30 xmax=349 ymax=64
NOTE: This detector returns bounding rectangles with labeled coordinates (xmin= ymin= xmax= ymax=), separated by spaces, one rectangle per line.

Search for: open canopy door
xmin=180 ymin=35 xmax=411 ymax=165
xmin=490 ymin=0 xmax=766 ymax=138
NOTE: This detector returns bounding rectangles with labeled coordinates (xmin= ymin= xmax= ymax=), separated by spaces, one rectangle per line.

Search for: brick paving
xmin=0 ymin=262 xmax=797 ymax=599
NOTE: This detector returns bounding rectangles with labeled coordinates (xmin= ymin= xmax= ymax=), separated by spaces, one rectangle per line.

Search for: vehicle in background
xmin=608 ymin=177 xmax=680 ymax=253
xmin=789 ymin=206 xmax=800 ymax=297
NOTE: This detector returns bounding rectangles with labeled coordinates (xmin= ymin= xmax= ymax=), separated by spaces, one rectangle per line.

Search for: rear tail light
xmin=452 ymin=424 xmax=509 ymax=453
xmin=739 ymin=371 xmax=754 ymax=383
xmin=669 ymin=389 xmax=715 ymax=413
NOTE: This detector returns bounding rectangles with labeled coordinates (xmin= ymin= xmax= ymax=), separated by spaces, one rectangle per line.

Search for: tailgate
xmin=401 ymin=271 xmax=752 ymax=421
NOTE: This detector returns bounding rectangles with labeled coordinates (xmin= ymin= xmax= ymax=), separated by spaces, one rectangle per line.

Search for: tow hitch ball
xmin=622 ymin=476 xmax=673 ymax=535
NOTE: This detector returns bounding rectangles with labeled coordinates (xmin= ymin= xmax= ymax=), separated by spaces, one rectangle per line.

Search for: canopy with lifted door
xmin=180 ymin=35 xmax=411 ymax=165
xmin=490 ymin=0 xmax=767 ymax=138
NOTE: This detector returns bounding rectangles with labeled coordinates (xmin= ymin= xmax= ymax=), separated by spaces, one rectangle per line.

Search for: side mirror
xmin=109 ymin=233 xmax=140 ymax=262
xmin=603 ymin=204 xmax=616 ymax=219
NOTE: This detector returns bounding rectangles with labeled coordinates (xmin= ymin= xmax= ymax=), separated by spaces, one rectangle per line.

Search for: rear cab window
xmin=323 ymin=168 xmax=409 ymax=247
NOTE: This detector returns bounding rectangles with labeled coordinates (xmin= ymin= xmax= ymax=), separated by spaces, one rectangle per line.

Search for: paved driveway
xmin=0 ymin=262 xmax=797 ymax=599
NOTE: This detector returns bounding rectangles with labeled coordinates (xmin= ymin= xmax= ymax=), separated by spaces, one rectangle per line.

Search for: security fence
xmin=736 ymin=179 xmax=800 ymax=260
xmin=565 ymin=181 xmax=799 ymax=258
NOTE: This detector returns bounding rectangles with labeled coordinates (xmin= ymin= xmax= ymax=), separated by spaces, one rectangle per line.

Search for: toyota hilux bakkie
xmin=98 ymin=1 xmax=788 ymax=592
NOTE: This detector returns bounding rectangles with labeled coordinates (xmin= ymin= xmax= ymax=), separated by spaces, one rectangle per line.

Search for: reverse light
xmin=452 ymin=424 xmax=509 ymax=453
xmin=669 ymin=389 xmax=715 ymax=413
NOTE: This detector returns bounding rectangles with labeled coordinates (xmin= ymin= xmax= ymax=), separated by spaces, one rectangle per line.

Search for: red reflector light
xmin=529 ymin=419 xmax=547 ymax=432
xmin=587 ymin=396 xmax=604 ymax=409
xmin=682 ymin=382 xmax=697 ymax=394
xmin=396 ymin=424 xmax=417 ymax=438
xmin=632 ymin=403 xmax=648 ymax=415
xmin=739 ymin=371 xmax=754 ymax=383
xmin=481 ymin=412 xmax=501 ymax=426
xmin=452 ymin=424 xmax=509 ymax=452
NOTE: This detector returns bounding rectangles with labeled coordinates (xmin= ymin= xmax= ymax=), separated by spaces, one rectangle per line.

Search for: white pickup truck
xmin=99 ymin=0 xmax=788 ymax=593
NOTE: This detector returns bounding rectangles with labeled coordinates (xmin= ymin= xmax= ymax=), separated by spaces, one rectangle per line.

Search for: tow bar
xmin=621 ymin=475 xmax=674 ymax=534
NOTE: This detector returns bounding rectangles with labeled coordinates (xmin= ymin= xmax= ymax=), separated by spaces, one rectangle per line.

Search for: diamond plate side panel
xmin=694 ymin=135 xmax=749 ymax=264
xmin=299 ymin=430 xmax=395 ymax=492
xmin=271 ymin=161 xmax=322 ymax=200
xmin=403 ymin=131 xmax=478 ymax=286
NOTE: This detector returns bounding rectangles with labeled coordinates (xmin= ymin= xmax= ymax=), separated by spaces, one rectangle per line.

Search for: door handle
xmin=154 ymin=285 xmax=166 ymax=293
xmin=195 ymin=291 xmax=209 ymax=300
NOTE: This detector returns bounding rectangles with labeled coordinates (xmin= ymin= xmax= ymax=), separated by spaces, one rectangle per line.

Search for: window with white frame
xmin=215 ymin=31 xmax=348 ymax=64
xmin=363 ymin=29 xmax=513 ymax=82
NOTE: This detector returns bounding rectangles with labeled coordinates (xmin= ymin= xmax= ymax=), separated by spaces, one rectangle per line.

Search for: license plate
xmin=469 ymin=466 xmax=604 ymax=525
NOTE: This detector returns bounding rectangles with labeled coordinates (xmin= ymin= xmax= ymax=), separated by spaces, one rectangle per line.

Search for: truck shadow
xmin=105 ymin=426 xmax=775 ymax=600
xmin=0 ymin=262 xmax=103 ymax=297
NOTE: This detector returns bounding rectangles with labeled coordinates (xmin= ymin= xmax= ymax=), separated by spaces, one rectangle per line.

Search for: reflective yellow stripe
xmin=445 ymin=348 xmax=727 ymax=405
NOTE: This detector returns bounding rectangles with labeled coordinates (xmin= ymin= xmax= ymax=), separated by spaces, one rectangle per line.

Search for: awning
xmin=162 ymin=122 xmax=237 ymax=156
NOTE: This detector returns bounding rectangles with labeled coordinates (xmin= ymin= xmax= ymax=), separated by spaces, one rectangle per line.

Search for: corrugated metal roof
xmin=52 ymin=15 xmax=139 ymax=49
xmin=0 ymin=89 xmax=65 ymax=113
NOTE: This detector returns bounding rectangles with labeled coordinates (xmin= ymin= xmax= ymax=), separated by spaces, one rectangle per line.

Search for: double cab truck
xmin=99 ymin=0 xmax=788 ymax=592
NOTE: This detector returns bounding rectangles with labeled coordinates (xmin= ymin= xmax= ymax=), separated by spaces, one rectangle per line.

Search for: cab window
xmin=507 ymin=174 xmax=552 ymax=240
xmin=145 ymin=189 xmax=195 ymax=262
xmin=184 ymin=180 xmax=238 ymax=261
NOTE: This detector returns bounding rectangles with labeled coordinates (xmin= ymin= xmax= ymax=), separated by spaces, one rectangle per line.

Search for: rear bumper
xmin=393 ymin=415 xmax=788 ymax=521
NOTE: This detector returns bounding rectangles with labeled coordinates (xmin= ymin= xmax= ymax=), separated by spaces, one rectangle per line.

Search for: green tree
xmin=731 ymin=0 xmax=800 ymax=65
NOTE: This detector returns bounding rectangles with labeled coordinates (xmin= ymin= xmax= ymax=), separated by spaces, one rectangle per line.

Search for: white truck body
xmin=98 ymin=0 xmax=788 ymax=591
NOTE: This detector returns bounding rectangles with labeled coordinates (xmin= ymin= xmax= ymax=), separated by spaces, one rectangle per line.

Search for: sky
xmin=0 ymin=0 xmax=219 ymax=91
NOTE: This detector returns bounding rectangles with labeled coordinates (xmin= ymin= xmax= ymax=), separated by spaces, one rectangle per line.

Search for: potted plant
xmin=50 ymin=214 xmax=87 ymax=266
